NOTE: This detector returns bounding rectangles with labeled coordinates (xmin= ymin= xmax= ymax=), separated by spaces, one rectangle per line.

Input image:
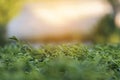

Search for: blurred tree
xmin=0 ymin=0 xmax=26 ymax=24
xmin=93 ymin=15 xmax=115 ymax=43
xmin=109 ymin=0 xmax=120 ymax=42
xmin=0 ymin=0 xmax=26 ymax=45
xmin=93 ymin=0 xmax=120 ymax=43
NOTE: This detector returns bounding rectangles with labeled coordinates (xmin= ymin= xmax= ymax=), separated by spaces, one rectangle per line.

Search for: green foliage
xmin=0 ymin=40 xmax=120 ymax=80
xmin=0 ymin=0 xmax=27 ymax=45
xmin=0 ymin=0 xmax=26 ymax=24
xmin=0 ymin=0 xmax=40 ymax=24
xmin=93 ymin=14 xmax=120 ymax=43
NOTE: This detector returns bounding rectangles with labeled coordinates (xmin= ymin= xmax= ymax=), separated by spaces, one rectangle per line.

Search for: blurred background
xmin=0 ymin=0 xmax=120 ymax=45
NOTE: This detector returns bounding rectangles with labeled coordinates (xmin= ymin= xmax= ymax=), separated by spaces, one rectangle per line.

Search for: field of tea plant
xmin=0 ymin=0 xmax=120 ymax=80
xmin=0 ymin=39 xmax=120 ymax=80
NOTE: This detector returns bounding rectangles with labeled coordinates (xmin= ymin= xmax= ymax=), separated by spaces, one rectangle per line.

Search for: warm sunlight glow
xmin=30 ymin=1 xmax=111 ymax=27
xmin=7 ymin=0 xmax=112 ymax=42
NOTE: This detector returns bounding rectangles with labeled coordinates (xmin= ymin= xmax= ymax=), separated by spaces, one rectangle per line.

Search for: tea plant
xmin=0 ymin=39 xmax=120 ymax=80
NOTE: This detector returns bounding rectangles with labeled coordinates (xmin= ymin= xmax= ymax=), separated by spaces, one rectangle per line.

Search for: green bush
xmin=0 ymin=39 xmax=120 ymax=80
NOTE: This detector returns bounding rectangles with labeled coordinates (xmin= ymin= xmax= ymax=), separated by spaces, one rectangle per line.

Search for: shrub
xmin=0 ymin=40 xmax=120 ymax=80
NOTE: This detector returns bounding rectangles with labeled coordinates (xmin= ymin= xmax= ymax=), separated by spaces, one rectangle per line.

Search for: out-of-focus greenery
xmin=0 ymin=39 xmax=120 ymax=80
xmin=0 ymin=1 xmax=120 ymax=80
xmin=95 ymin=0 xmax=120 ymax=43
xmin=0 ymin=0 xmax=26 ymax=45
xmin=0 ymin=0 xmax=43 ymax=24
xmin=94 ymin=14 xmax=120 ymax=43
xmin=0 ymin=0 xmax=26 ymax=24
